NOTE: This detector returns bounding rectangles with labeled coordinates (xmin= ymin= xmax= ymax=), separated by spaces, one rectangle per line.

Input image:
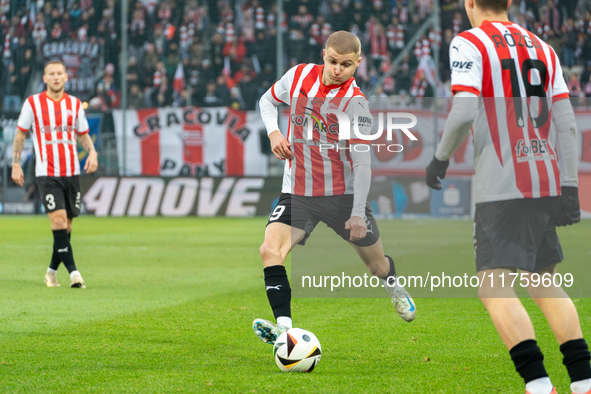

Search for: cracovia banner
xmin=113 ymin=108 xmax=269 ymax=177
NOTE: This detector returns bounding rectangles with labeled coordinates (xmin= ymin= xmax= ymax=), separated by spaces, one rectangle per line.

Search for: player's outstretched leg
xmin=253 ymin=222 xmax=306 ymax=344
xmin=524 ymin=266 xmax=591 ymax=394
xmin=351 ymin=239 xmax=416 ymax=322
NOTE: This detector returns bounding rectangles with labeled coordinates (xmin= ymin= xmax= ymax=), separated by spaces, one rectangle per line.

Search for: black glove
xmin=557 ymin=186 xmax=580 ymax=226
xmin=426 ymin=156 xmax=449 ymax=190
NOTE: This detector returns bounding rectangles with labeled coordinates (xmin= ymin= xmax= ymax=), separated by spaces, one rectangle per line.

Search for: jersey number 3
xmin=501 ymin=58 xmax=549 ymax=129
xmin=46 ymin=194 xmax=56 ymax=210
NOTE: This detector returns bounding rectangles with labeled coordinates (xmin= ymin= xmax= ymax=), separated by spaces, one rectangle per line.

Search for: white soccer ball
xmin=273 ymin=328 xmax=322 ymax=373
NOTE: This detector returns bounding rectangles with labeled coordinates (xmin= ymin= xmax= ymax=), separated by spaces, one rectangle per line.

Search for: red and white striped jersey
xmin=450 ymin=20 xmax=569 ymax=202
xmin=268 ymin=63 xmax=372 ymax=197
xmin=17 ymin=91 xmax=89 ymax=177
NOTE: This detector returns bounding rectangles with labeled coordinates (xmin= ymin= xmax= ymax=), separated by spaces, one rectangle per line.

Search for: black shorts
xmin=473 ymin=197 xmax=563 ymax=273
xmin=37 ymin=176 xmax=81 ymax=218
xmin=266 ymin=193 xmax=380 ymax=247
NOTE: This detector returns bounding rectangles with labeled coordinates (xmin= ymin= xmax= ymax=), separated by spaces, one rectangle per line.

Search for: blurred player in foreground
xmin=426 ymin=0 xmax=590 ymax=393
xmin=12 ymin=60 xmax=98 ymax=289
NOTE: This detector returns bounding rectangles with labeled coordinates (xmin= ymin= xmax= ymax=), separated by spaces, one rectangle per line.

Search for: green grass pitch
xmin=0 ymin=216 xmax=589 ymax=393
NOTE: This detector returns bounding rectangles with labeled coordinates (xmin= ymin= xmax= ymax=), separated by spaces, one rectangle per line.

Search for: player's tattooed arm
xmin=11 ymin=131 xmax=27 ymax=186
xmin=12 ymin=131 xmax=26 ymax=164
xmin=78 ymin=133 xmax=98 ymax=174
xmin=78 ymin=132 xmax=97 ymax=154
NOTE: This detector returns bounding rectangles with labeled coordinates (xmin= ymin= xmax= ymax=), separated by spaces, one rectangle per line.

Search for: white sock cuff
xmin=277 ymin=317 xmax=293 ymax=329
xmin=47 ymin=268 xmax=57 ymax=274
xmin=70 ymin=270 xmax=80 ymax=279
xmin=571 ymin=378 xmax=591 ymax=394
xmin=525 ymin=377 xmax=553 ymax=394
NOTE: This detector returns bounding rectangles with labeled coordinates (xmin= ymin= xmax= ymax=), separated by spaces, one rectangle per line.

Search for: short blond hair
xmin=325 ymin=31 xmax=361 ymax=58
xmin=44 ymin=60 xmax=66 ymax=72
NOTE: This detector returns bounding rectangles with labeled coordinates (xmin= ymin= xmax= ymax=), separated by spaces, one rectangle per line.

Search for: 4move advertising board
xmin=76 ymin=176 xmax=471 ymax=218
xmin=80 ymin=176 xmax=282 ymax=217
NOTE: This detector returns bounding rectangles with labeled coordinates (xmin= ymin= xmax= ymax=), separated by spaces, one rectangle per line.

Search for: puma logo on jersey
xmin=266 ymin=285 xmax=282 ymax=291
xmin=452 ymin=45 xmax=461 ymax=52
xmin=58 ymin=247 xmax=69 ymax=253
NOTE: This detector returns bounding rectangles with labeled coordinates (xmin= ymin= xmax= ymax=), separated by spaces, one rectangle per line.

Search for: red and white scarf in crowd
xmin=255 ymin=6 xmax=265 ymax=30
xmin=429 ymin=28 xmax=441 ymax=47
xmin=544 ymin=6 xmax=561 ymax=32
xmin=366 ymin=20 xmax=387 ymax=59
xmin=179 ymin=24 xmax=195 ymax=51
xmin=291 ymin=13 xmax=314 ymax=30
xmin=216 ymin=22 xmax=234 ymax=42
xmin=414 ymin=38 xmax=431 ymax=60
xmin=536 ymin=22 xmax=551 ymax=40
xmin=410 ymin=79 xmax=429 ymax=98
xmin=387 ymin=23 xmax=404 ymax=49
xmin=414 ymin=40 xmax=422 ymax=58
xmin=33 ymin=21 xmax=47 ymax=44
xmin=394 ymin=5 xmax=408 ymax=24
xmin=3 ymin=32 xmax=10 ymax=59
xmin=153 ymin=70 xmax=162 ymax=88
xmin=267 ymin=11 xmax=287 ymax=32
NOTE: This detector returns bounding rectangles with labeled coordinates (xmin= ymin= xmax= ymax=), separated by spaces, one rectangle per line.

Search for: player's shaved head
xmin=474 ymin=0 xmax=509 ymax=13
xmin=325 ymin=31 xmax=361 ymax=58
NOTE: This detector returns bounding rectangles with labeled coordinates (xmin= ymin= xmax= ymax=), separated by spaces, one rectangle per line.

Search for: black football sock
xmin=49 ymin=231 xmax=70 ymax=270
xmin=380 ymin=255 xmax=397 ymax=280
xmin=264 ymin=265 xmax=291 ymax=321
xmin=52 ymin=229 xmax=77 ymax=274
xmin=561 ymin=339 xmax=591 ymax=383
xmin=510 ymin=340 xmax=549 ymax=384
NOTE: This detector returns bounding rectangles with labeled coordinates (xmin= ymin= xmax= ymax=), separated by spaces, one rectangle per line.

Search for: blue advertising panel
xmin=429 ymin=178 xmax=472 ymax=217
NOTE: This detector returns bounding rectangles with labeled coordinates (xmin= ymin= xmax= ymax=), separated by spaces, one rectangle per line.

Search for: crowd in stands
xmin=2 ymin=0 xmax=591 ymax=115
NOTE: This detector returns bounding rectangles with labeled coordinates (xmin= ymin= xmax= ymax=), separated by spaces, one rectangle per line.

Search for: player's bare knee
xmin=51 ymin=216 xmax=67 ymax=229
xmin=260 ymin=242 xmax=283 ymax=264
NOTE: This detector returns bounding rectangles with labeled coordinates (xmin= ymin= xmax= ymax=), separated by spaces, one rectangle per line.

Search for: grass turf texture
xmin=0 ymin=216 xmax=589 ymax=393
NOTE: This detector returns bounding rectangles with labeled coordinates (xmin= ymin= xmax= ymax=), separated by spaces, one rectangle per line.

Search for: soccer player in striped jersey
xmin=253 ymin=31 xmax=416 ymax=345
xmin=11 ymin=60 xmax=98 ymax=289
xmin=426 ymin=1 xmax=590 ymax=393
